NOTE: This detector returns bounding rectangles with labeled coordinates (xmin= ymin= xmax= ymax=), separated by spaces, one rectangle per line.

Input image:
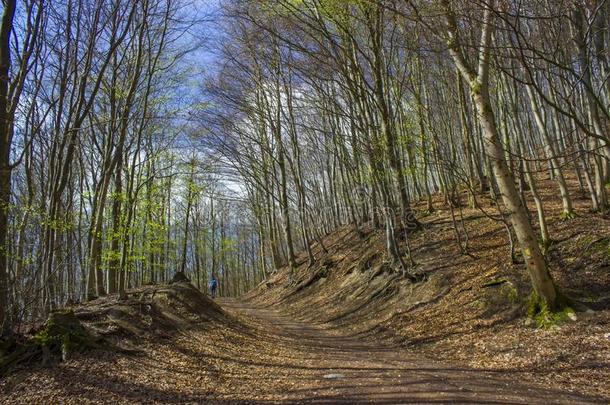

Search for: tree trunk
xmin=0 ymin=0 xmax=17 ymax=335
xmin=443 ymin=0 xmax=558 ymax=308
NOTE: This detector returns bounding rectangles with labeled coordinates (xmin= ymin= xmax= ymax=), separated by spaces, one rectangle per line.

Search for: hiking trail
xmin=215 ymin=298 xmax=602 ymax=404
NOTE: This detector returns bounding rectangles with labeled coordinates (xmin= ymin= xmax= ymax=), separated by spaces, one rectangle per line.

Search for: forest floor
xmin=1 ymin=293 xmax=605 ymax=404
xmin=243 ymin=175 xmax=610 ymax=402
xmin=2 ymin=177 xmax=610 ymax=403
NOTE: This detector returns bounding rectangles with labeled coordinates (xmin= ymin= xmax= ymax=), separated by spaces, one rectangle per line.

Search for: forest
xmin=0 ymin=0 xmax=609 ymax=403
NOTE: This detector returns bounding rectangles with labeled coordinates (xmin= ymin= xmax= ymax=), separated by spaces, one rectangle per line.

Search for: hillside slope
xmin=1 ymin=179 xmax=608 ymax=403
xmin=246 ymin=178 xmax=610 ymax=399
xmin=0 ymin=281 xmax=244 ymax=403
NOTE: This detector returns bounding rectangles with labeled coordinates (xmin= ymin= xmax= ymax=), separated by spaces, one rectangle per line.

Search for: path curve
xmin=219 ymin=298 xmax=603 ymax=404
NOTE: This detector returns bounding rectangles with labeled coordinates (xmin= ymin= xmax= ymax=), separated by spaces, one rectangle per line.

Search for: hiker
xmin=209 ymin=276 xmax=218 ymax=298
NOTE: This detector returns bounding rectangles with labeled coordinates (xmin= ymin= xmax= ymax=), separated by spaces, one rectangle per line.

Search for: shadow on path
xmin=218 ymin=298 xmax=606 ymax=405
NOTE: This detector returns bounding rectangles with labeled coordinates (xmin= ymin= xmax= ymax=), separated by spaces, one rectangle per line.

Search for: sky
xmin=178 ymin=0 xmax=251 ymax=200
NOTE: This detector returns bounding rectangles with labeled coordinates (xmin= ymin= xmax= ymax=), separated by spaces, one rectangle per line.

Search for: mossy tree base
xmin=540 ymin=238 xmax=554 ymax=254
xmin=527 ymin=291 xmax=575 ymax=329
xmin=0 ymin=310 xmax=101 ymax=376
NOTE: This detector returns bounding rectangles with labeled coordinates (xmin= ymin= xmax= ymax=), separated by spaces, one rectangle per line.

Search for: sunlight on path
xmin=216 ymin=299 xmax=603 ymax=404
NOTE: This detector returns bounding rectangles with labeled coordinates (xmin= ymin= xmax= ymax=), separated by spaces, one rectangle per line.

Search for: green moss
xmin=506 ymin=286 xmax=519 ymax=305
xmin=470 ymin=299 xmax=486 ymax=310
xmin=588 ymin=237 xmax=610 ymax=260
xmin=1 ymin=311 xmax=99 ymax=376
xmin=540 ymin=238 xmax=554 ymax=254
xmin=421 ymin=209 xmax=435 ymax=217
xmin=527 ymin=292 xmax=575 ymax=329
xmin=560 ymin=210 xmax=576 ymax=220
xmin=575 ymin=235 xmax=594 ymax=250
xmin=31 ymin=329 xmax=51 ymax=345
xmin=482 ymin=278 xmax=509 ymax=288
xmin=31 ymin=311 xmax=92 ymax=356
xmin=470 ymin=80 xmax=482 ymax=95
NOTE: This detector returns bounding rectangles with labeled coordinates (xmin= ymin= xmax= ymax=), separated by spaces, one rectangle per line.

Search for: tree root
xmin=1 ymin=310 xmax=103 ymax=376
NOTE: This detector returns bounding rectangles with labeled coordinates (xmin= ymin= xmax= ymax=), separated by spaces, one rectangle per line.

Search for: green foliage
xmin=40 ymin=215 xmax=75 ymax=233
xmin=102 ymin=248 xmax=122 ymax=263
xmin=221 ymin=237 xmax=236 ymax=252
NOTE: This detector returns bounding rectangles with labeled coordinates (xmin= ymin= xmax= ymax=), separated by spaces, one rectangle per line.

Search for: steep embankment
xmin=3 ymin=284 xmax=603 ymax=404
xmin=0 ymin=281 xmax=243 ymax=403
xmin=246 ymin=178 xmax=610 ymax=399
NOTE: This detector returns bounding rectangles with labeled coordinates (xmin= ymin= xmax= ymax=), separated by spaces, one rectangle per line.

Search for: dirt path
xmin=2 ymin=296 xmax=606 ymax=404
xmin=218 ymin=298 xmax=604 ymax=404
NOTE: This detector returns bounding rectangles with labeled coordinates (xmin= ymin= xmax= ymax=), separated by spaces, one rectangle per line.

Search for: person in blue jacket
xmin=209 ymin=275 xmax=218 ymax=298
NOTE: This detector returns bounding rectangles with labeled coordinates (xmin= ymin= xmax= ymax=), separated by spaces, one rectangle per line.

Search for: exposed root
xmin=294 ymin=266 xmax=329 ymax=293
xmin=1 ymin=282 xmax=227 ymax=377
xmin=1 ymin=311 xmax=103 ymax=376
